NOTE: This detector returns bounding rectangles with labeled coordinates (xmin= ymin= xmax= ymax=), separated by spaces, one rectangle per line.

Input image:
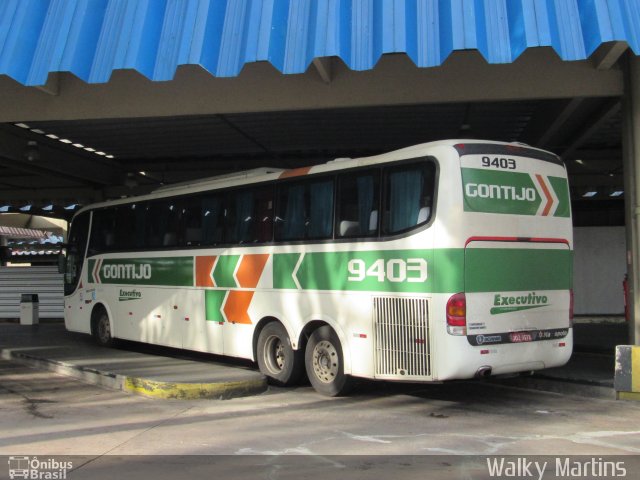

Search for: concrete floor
xmin=2 ymin=359 xmax=640 ymax=457
xmin=2 ymin=321 xmax=640 ymax=479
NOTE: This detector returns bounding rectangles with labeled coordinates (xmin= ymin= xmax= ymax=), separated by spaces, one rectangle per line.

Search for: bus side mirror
xmin=57 ymin=253 xmax=66 ymax=274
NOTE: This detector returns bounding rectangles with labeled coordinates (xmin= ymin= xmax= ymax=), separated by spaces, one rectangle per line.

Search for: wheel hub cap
xmin=264 ymin=335 xmax=285 ymax=373
xmin=312 ymin=340 xmax=338 ymax=383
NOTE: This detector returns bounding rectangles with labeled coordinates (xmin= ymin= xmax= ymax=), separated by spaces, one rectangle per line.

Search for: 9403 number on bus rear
xmin=481 ymin=156 xmax=517 ymax=170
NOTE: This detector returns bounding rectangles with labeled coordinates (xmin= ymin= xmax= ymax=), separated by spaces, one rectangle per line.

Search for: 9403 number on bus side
xmin=347 ymin=258 xmax=428 ymax=283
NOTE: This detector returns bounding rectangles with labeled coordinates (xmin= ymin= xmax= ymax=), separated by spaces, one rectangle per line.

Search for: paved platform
xmin=0 ymin=323 xmax=267 ymax=400
xmin=493 ymin=351 xmax=616 ymax=398
xmin=492 ymin=320 xmax=626 ymax=398
xmin=0 ymin=320 xmax=629 ymax=400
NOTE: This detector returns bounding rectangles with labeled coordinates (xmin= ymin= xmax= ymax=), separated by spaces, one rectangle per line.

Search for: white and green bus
xmin=62 ymin=140 xmax=573 ymax=396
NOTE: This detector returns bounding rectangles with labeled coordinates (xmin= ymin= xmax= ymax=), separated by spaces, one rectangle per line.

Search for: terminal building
xmin=0 ymin=0 xmax=639 ymax=348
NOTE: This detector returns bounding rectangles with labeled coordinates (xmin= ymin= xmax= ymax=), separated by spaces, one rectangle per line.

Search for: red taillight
xmin=447 ymin=293 xmax=467 ymax=335
xmin=569 ymin=289 xmax=574 ymax=327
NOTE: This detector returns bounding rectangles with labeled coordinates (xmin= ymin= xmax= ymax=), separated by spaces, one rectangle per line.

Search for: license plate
xmin=509 ymin=332 xmax=534 ymax=343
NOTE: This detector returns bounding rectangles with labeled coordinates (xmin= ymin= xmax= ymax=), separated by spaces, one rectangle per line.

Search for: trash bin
xmin=20 ymin=294 xmax=39 ymax=325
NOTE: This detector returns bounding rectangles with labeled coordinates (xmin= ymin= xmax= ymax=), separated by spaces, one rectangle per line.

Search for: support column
xmin=0 ymin=236 xmax=8 ymax=266
xmin=623 ymin=53 xmax=640 ymax=345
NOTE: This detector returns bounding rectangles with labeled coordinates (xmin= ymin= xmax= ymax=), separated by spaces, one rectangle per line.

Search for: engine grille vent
xmin=373 ymin=296 xmax=431 ymax=378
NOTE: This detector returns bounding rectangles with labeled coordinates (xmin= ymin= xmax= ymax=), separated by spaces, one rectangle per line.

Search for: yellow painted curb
xmin=632 ymin=347 xmax=640 ymax=393
xmin=124 ymin=376 xmax=267 ymax=400
xmin=617 ymin=391 xmax=640 ymax=402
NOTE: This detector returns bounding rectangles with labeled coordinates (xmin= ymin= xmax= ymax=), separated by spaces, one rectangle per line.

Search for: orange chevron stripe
xmin=223 ymin=290 xmax=254 ymax=324
xmin=279 ymin=166 xmax=311 ymax=179
xmin=535 ymin=174 xmax=553 ymax=216
xmin=195 ymin=256 xmax=217 ymax=287
xmin=236 ymin=254 xmax=269 ymax=288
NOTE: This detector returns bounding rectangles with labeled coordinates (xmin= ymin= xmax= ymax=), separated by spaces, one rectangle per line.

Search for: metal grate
xmin=373 ymin=296 xmax=430 ymax=379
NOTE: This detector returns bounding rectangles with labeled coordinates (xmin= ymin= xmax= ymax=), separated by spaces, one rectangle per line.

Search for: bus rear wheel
xmin=257 ymin=322 xmax=303 ymax=387
xmin=93 ymin=309 xmax=114 ymax=348
xmin=305 ymin=326 xmax=352 ymax=396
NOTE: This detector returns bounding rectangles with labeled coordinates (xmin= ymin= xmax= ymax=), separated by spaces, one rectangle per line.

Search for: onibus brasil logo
xmin=491 ymin=292 xmax=550 ymax=315
xmin=8 ymin=456 xmax=72 ymax=479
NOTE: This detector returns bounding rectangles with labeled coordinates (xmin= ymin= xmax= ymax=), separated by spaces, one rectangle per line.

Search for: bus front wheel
xmin=93 ymin=309 xmax=114 ymax=348
xmin=305 ymin=326 xmax=352 ymax=396
xmin=256 ymin=322 xmax=304 ymax=387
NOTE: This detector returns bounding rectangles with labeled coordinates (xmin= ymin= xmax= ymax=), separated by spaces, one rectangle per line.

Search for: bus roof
xmin=74 ymin=139 xmax=559 ymax=216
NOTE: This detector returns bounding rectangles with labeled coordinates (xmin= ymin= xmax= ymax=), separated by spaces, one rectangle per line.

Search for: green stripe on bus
xmin=548 ymin=176 xmax=571 ymax=218
xmin=432 ymin=248 xmax=465 ymax=293
xmin=462 ymin=168 xmax=540 ymax=216
xmin=296 ymin=250 xmax=431 ymax=293
xmin=461 ymin=169 xmax=570 ymax=218
xmin=91 ymin=257 xmax=193 ymax=286
xmin=205 ymin=290 xmax=226 ymax=322
xmin=465 ymin=248 xmax=572 ymax=293
xmin=212 ymin=255 xmax=240 ymax=288
xmin=273 ymin=248 xmax=570 ymax=294
xmin=273 ymin=253 xmax=300 ymax=290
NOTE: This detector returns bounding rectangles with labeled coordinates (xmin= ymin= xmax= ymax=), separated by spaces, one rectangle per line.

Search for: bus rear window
xmin=382 ymin=162 xmax=436 ymax=235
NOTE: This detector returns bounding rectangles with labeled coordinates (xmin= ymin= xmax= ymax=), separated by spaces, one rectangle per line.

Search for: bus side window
xmin=275 ymin=177 xmax=334 ymax=241
xmin=201 ymin=194 xmax=224 ymax=246
xmin=144 ymin=202 xmax=163 ymax=248
xmin=336 ymin=169 xmax=380 ymax=238
xmin=181 ymin=197 xmax=203 ymax=246
xmin=253 ymin=186 xmax=274 ymax=243
xmin=165 ymin=201 xmax=180 ymax=247
xmin=307 ymin=179 xmax=334 ymax=239
xmin=113 ymin=204 xmax=140 ymax=250
xmin=275 ymin=183 xmax=305 ymax=241
xmin=226 ymin=186 xmax=273 ymax=244
xmin=226 ymin=190 xmax=249 ymax=243
xmin=383 ymin=161 xmax=436 ymax=235
xmin=88 ymin=208 xmax=114 ymax=255
xmin=64 ymin=212 xmax=90 ymax=295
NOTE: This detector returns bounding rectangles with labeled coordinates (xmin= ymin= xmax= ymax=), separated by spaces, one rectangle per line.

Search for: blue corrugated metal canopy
xmin=0 ymin=0 xmax=639 ymax=86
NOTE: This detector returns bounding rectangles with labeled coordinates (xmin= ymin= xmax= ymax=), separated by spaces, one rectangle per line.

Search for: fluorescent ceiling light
xmin=46 ymin=134 xmax=59 ymax=139
xmin=59 ymin=139 xmax=72 ymax=144
xmin=610 ymin=191 xmax=624 ymax=197
xmin=15 ymin=123 xmax=30 ymax=129
xmin=583 ymin=191 xmax=597 ymax=198
xmin=575 ymin=159 xmax=585 ymax=165
xmin=31 ymin=129 xmax=45 ymax=134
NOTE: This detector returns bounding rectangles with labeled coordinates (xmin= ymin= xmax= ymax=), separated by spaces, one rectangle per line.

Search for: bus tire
xmin=305 ymin=326 xmax=352 ymax=396
xmin=93 ymin=309 xmax=114 ymax=348
xmin=256 ymin=322 xmax=304 ymax=387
